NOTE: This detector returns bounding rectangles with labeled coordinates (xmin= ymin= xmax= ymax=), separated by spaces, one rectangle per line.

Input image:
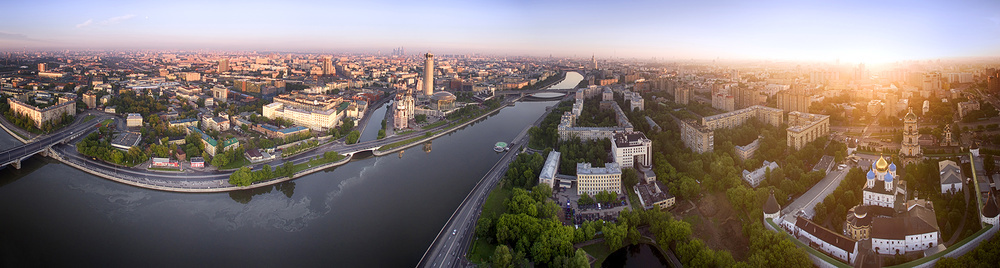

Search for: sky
xmin=2 ymin=0 xmax=1000 ymax=62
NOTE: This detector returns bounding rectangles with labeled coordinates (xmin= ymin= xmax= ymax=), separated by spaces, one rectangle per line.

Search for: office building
xmin=218 ymin=58 xmax=229 ymax=73
xmin=126 ymin=113 xmax=143 ymax=127
xmin=611 ymin=132 xmax=651 ymax=168
xmin=538 ymin=151 xmax=560 ymax=189
xmin=577 ymin=162 xmax=622 ymax=196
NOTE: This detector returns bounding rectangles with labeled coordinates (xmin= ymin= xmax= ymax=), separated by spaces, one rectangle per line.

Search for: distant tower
xmin=322 ymin=57 xmax=335 ymax=76
xmin=590 ymin=54 xmax=597 ymax=70
xmin=37 ymin=63 xmax=46 ymax=72
xmin=218 ymin=58 xmax=229 ymax=73
xmin=424 ymin=53 xmax=434 ymax=96
xmin=900 ymin=107 xmax=922 ymax=166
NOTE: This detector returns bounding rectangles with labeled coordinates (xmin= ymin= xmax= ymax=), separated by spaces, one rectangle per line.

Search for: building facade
xmin=577 ymin=162 xmax=622 ymax=196
xmin=786 ymin=111 xmax=830 ymax=151
xmin=612 ymin=132 xmax=652 ymax=168
xmin=6 ymin=97 xmax=76 ymax=128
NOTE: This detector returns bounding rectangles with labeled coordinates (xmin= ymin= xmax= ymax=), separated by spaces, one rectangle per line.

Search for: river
xmin=0 ymin=72 xmax=582 ymax=266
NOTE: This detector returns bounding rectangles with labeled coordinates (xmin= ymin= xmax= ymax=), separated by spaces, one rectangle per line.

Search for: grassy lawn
xmin=467 ymin=186 xmax=512 ymax=264
xmin=467 ymin=238 xmax=497 ymax=265
xmin=220 ymin=153 xmax=249 ymax=170
xmin=626 ymin=188 xmax=643 ymax=211
xmin=481 ymin=186 xmax=512 ymax=218
xmin=379 ymin=131 xmax=436 ymax=151
xmin=100 ymin=119 xmax=114 ymax=126
xmin=83 ymin=115 xmax=95 ymax=122
xmin=291 ymin=154 xmax=347 ymax=173
xmin=582 ymin=242 xmax=613 ymax=266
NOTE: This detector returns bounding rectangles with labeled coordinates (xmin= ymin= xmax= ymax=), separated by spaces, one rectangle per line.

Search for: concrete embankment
xmin=373 ymin=98 xmax=519 ymax=157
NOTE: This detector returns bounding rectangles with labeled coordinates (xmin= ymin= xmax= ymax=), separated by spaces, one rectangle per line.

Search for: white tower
xmin=424 ymin=53 xmax=434 ymax=96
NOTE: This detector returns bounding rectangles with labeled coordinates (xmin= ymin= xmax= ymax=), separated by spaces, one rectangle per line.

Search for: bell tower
xmin=900 ymin=107 xmax=921 ymax=166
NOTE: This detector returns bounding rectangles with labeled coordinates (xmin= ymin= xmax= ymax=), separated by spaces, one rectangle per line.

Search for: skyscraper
xmin=322 ymin=57 xmax=335 ymax=76
xmin=218 ymin=58 xmax=229 ymax=73
xmin=424 ymin=53 xmax=434 ymax=96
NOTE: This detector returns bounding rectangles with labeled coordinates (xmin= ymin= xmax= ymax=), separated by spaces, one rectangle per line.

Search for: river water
xmin=0 ymin=72 xmax=582 ymax=266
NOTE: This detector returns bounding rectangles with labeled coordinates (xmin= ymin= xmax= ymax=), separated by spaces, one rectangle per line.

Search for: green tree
xmin=492 ymin=245 xmax=513 ymax=268
xmin=346 ymin=130 xmax=360 ymax=144
xmin=604 ymin=222 xmax=627 ymax=251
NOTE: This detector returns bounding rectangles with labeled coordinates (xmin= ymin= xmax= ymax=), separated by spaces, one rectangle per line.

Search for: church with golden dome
xmin=843 ymin=155 xmax=941 ymax=255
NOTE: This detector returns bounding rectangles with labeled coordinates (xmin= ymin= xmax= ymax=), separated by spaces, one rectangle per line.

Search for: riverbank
xmin=1 ymin=96 xmax=524 ymax=193
xmin=375 ymin=97 xmax=520 ymax=156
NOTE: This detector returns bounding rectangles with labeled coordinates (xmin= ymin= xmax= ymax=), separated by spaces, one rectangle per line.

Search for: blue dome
xmin=867 ymin=170 xmax=876 ymax=180
xmin=889 ymin=163 xmax=897 ymax=171
xmin=884 ymin=173 xmax=893 ymax=183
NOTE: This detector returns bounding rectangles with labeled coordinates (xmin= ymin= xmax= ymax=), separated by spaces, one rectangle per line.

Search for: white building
xmin=871 ymin=202 xmax=940 ymax=255
xmin=538 ymin=151 xmax=560 ymax=189
xmin=126 ymin=113 xmax=143 ymax=127
xmin=742 ymin=160 xmax=778 ymax=188
xmin=611 ymin=132 xmax=652 ymax=168
xmin=577 ymin=162 xmax=622 ymax=196
xmin=938 ymin=160 xmax=963 ymax=194
xmin=794 ymin=217 xmax=859 ymax=265
xmin=262 ymin=102 xmax=344 ymax=131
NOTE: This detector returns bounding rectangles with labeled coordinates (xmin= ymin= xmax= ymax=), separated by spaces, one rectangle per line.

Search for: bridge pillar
xmin=12 ymin=159 xmax=20 ymax=170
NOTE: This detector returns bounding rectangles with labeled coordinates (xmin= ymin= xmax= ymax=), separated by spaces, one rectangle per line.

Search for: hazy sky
xmin=2 ymin=0 xmax=1000 ymax=62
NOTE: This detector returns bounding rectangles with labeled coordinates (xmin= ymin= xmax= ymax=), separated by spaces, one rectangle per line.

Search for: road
xmin=418 ymin=97 xmax=563 ymax=268
xmin=8 ymin=96 xmax=520 ymax=191
xmin=781 ymin=167 xmax=849 ymax=219
xmin=0 ymin=111 xmax=109 ymax=168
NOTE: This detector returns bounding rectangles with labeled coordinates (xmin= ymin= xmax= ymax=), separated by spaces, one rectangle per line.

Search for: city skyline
xmin=2 ymin=0 xmax=1000 ymax=62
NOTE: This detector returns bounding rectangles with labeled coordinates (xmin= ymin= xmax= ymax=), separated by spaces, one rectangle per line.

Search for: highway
xmin=418 ymin=97 xmax=562 ymax=268
xmin=0 ymin=112 xmax=110 ymax=168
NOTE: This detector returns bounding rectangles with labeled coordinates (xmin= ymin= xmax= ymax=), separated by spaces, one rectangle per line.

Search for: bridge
xmin=0 ymin=117 xmax=101 ymax=169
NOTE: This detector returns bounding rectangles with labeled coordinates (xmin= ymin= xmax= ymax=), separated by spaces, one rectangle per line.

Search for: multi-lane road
xmin=418 ymin=98 xmax=560 ymax=268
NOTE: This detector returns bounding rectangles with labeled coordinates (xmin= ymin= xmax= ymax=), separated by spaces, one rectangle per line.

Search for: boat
xmin=494 ymin=142 xmax=508 ymax=152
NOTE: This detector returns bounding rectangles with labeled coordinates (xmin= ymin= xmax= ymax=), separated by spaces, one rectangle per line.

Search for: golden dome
xmin=875 ymin=156 xmax=889 ymax=172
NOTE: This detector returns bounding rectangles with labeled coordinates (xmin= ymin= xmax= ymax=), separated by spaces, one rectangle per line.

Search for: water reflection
xmin=0 ymin=156 xmax=49 ymax=188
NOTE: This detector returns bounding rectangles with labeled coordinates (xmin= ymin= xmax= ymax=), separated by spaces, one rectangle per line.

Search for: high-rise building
xmin=777 ymin=88 xmax=811 ymax=113
xmin=423 ymin=53 xmax=434 ymax=96
xmin=37 ymin=63 xmax=46 ymax=72
xmin=322 ymin=57 xmax=335 ymax=76
xmin=590 ymin=55 xmax=597 ymax=70
xmin=218 ymin=58 xmax=229 ymax=73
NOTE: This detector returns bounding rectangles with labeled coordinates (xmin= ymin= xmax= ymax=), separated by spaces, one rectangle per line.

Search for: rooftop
xmin=577 ymin=162 xmax=621 ymax=175
xmin=612 ymin=131 xmax=650 ymax=148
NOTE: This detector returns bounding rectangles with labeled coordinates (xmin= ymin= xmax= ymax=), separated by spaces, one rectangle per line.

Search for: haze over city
xmin=4 ymin=0 xmax=1000 ymax=62
xmin=4 ymin=1 xmax=1000 ymax=267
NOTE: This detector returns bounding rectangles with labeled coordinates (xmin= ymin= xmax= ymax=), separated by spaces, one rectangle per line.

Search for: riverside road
xmin=418 ymin=97 xmax=563 ymax=268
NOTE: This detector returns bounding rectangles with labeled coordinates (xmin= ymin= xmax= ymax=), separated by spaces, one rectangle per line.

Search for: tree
xmin=622 ymin=168 xmax=639 ymax=189
xmin=415 ymin=114 xmax=427 ymax=123
xmin=571 ymin=248 xmax=589 ymax=268
xmin=492 ymin=245 xmax=513 ymax=268
xmin=346 ymin=130 xmax=360 ymax=144
xmin=604 ymin=222 xmax=627 ymax=251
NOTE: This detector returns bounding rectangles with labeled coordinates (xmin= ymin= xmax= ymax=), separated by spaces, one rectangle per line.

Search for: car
xmin=452 ymin=229 xmax=457 ymax=235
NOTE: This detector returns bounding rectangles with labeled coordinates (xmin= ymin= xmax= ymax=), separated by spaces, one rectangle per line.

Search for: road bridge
xmin=0 ymin=117 xmax=99 ymax=169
